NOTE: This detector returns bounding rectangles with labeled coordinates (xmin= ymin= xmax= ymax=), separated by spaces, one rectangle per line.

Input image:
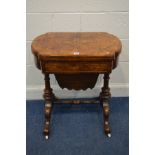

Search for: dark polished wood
xmin=43 ymin=73 xmax=54 ymax=139
xmin=54 ymin=98 xmax=99 ymax=104
xmin=54 ymin=73 xmax=99 ymax=90
xmin=31 ymin=32 xmax=122 ymax=139
xmin=100 ymin=73 xmax=111 ymax=137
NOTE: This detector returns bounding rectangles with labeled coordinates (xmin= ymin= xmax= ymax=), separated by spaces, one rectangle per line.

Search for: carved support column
xmin=43 ymin=73 xmax=54 ymax=139
xmin=100 ymin=73 xmax=111 ymax=137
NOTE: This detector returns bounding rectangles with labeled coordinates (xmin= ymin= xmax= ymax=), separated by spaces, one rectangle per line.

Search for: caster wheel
xmin=107 ymin=133 xmax=111 ymax=138
xmin=45 ymin=135 xmax=49 ymax=140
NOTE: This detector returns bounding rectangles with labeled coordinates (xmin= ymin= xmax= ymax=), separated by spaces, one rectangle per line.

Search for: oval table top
xmin=31 ymin=32 xmax=122 ymax=60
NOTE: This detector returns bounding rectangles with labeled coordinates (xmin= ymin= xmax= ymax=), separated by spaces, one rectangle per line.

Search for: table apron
xmin=41 ymin=61 xmax=113 ymax=73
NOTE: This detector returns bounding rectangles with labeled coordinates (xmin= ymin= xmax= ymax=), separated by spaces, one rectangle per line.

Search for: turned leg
xmin=43 ymin=73 xmax=55 ymax=139
xmin=100 ymin=73 xmax=111 ymax=137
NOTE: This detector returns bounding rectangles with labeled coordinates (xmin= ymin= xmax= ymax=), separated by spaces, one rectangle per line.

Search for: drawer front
xmin=42 ymin=61 xmax=113 ymax=73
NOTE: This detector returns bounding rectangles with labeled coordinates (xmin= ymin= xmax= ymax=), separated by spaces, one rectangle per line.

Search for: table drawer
xmin=42 ymin=61 xmax=113 ymax=73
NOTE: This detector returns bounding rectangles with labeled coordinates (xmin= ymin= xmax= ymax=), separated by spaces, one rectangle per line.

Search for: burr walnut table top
xmin=31 ymin=32 xmax=122 ymax=73
xmin=32 ymin=32 xmax=121 ymax=58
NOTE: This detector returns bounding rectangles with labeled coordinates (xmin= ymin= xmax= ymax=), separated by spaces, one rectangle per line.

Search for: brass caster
xmin=107 ymin=133 xmax=111 ymax=138
xmin=45 ymin=135 xmax=49 ymax=140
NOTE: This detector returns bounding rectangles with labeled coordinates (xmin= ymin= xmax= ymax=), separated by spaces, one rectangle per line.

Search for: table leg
xmin=100 ymin=73 xmax=111 ymax=137
xmin=43 ymin=73 xmax=54 ymax=139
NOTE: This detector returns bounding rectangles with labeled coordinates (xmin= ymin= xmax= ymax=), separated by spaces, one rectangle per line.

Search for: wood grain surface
xmin=31 ymin=32 xmax=122 ymax=58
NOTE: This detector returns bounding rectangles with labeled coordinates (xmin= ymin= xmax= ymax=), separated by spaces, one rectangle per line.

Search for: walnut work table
xmin=31 ymin=32 xmax=122 ymax=140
